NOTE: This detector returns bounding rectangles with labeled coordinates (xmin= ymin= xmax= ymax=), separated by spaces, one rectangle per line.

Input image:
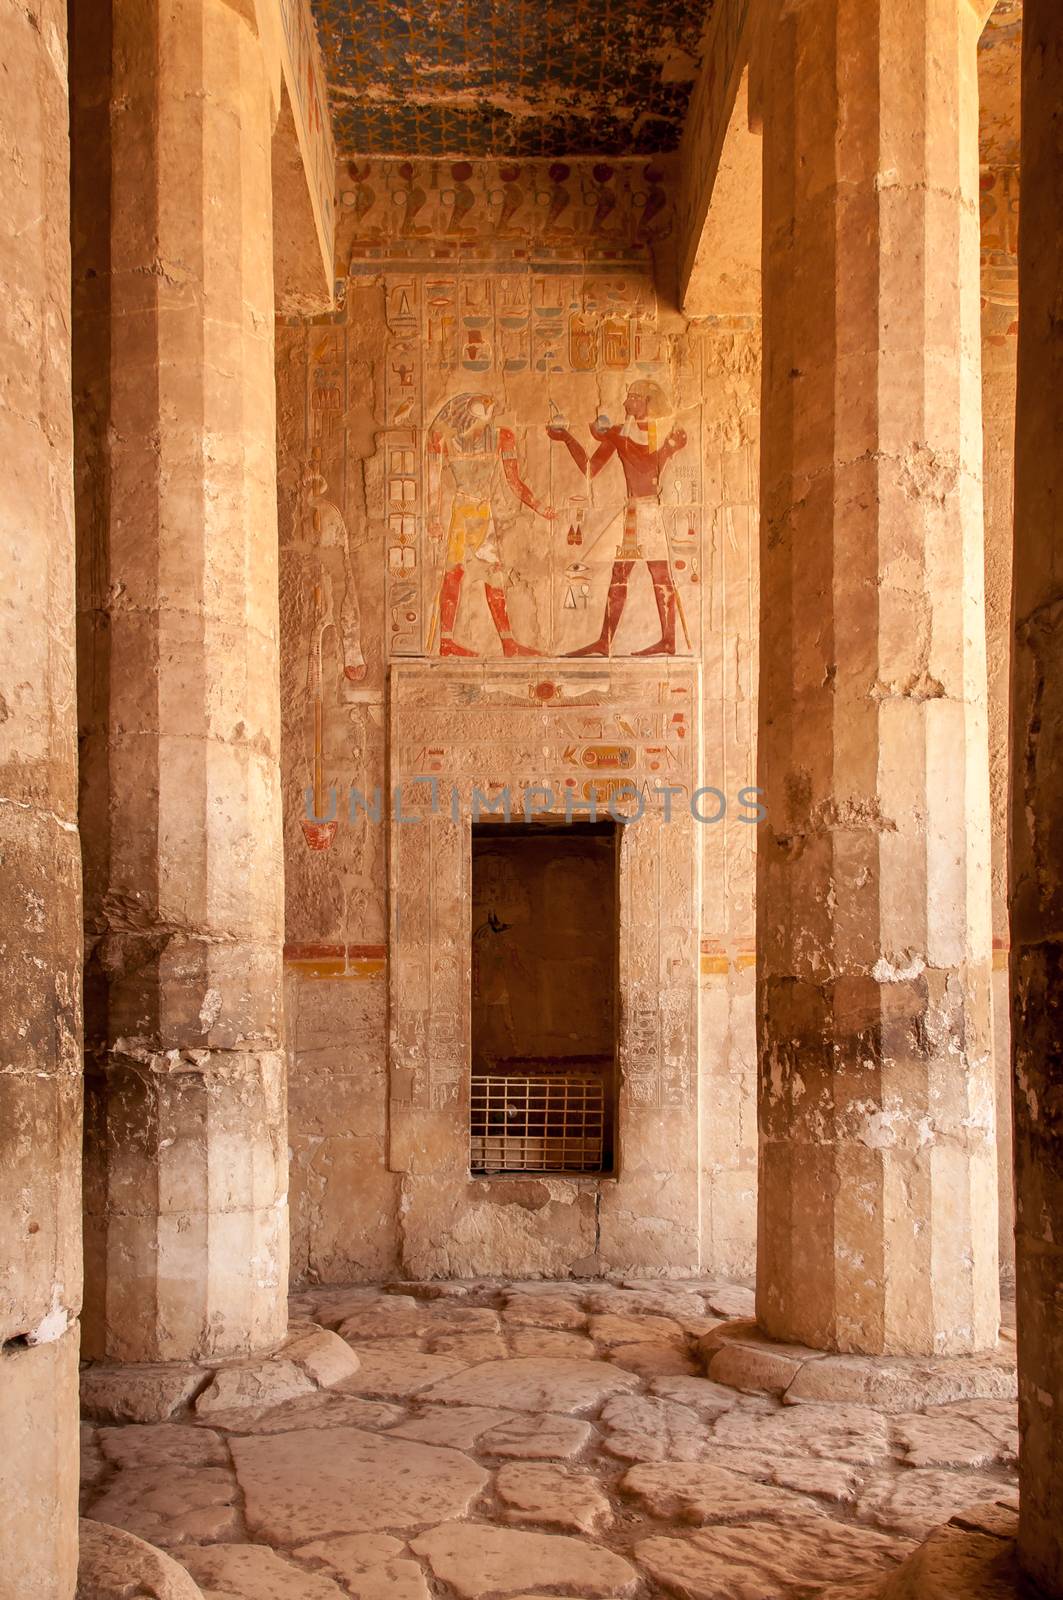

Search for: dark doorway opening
xmin=470 ymin=819 xmax=619 ymax=1176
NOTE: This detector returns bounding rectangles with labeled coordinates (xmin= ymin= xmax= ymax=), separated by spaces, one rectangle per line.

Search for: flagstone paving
xmin=80 ymin=1278 xmax=1019 ymax=1599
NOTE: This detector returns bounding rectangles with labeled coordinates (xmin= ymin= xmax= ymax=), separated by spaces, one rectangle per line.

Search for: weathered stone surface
xmin=423 ymin=1358 xmax=638 ymax=1414
xmin=829 ymin=1502 xmax=1023 ymax=1600
xmin=504 ymin=1283 xmax=587 ymax=1299
xmin=509 ymin=1329 xmax=598 ymax=1360
xmin=411 ymin=1523 xmax=638 ymax=1598
xmin=952 ymin=1499 xmax=1022 ymax=1543
xmin=701 ymin=1321 xmax=827 ymax=1365
xmin=713 ymin=1401 xmax=891 ymax=1465
xmin=621 ymin=1463 xmax=824 ymax=1525
xmin=497 ymin=1463 xmax=613 ymax=1534
xmin=636 ymin=1521 xmax=912 ymax=1599
xmin=503 ymin=1297 xmax=588 ymax=1331
xmin=422 ymin=1306 xmax=502 ymax=1333
xmin=585 ymin=1288 xmax=708 ymax=1322
xmin=589 ymin=1313 xmax=685 ymax=1347
xmin=756 ymin=0 xmax=998 ymax=1362
xmin=700 ymin=1323 xmax=825 ymax=1393
xmin=708 ymin=1342 xmax=805 ymax=1396
xmin=814 ymin=1582 xmax=886 ymax=1600
xmin=78 ymin=1519 xmax=205 ymax=1600
xmin=81 ymin=1365 xmax=207 ymax=1425
xmin=86 ymin=1465 xmax=240 ymax=1548
xmin=783 ymin=1354 xmax=1018 ymax=1412
xmin=98 ymin=1424 xmax=227 ymax=1471
xmin=80 ymin=1424 xmax=108 ymax=1504
xmin=337 ymin=1300 xmax=425 ymax=1341
xmin=769 ymin=1457 xmax=864 ymax=1505
xmin=893 ymin=1412 xmax=1007 ymax=1470
xmin=282 ymin=1327 xmax=363 ymax=1388
xmin=607 ymin=1341 xmax=699 ymax=1378
xmin=649 ymin=1376 xmax=740 ymax=1418
xmin=195 ymin=1360 xmax=316 ymax=1418
xmin=343 ymin=1337 xmax=425 ymax=1358
xmin=68 ymin=1280 xmax=1027 ymax=1600
xmin=944 ymin=1402 xmax=1019 ymax=1465
xmin=177 ymin=1544 xmax=344 ymax=1600
xmin=1009 ymin=8 xmax=1063 ymax=1588
xmin=2 ymin=3 xmax=82 ymax=1589
xmin=230 ymin=1427 xmax=488 ymax=1541
xmin=702 ymin=1285 xmax=757 ymax=1321
xmin=75 ymin=0 xmax=289 ymax=1367
xmin=673 ymin=1317 xmax=725 ymax=1341
xmin=600 ymin=1395 xmax=713 ymax=1462
xmin=663 ymin=1443 xmax=863 ymax=1505
xmin=479 ymin=1413 xmax=595 ymax=1459
xmin=388 ymin=1405 xmax=516 ymax=1450
xmin=339 ymin=1349 xmax=467 ymax=1398
xmin=294 ymin=1290 xmax=381 ymax=1331
xmin=296 ymin=1534 xmax=430 ymax=1600
xmin=857 ymin=1471 xmax=1018 ymax=1540
xmin=383 ymin=1281 xmax=473 ymax=1299
xmin=200 ymin=1392 xmax=403 ymax=1437
xmin=426 ymin=1332 xmax=509 ymax=1362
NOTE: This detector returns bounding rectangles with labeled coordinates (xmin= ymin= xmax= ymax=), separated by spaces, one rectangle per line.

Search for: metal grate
xmin=470 ymin=1073 xmax=605 ymax=1174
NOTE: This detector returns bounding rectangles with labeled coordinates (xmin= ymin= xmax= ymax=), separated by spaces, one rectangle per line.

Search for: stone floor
xmin=79 ymin=1279 xmax=1020 ymax=1599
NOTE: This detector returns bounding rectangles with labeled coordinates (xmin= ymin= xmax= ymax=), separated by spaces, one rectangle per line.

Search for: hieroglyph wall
xmin=277 ymin=156 xmax=760 ymax=1280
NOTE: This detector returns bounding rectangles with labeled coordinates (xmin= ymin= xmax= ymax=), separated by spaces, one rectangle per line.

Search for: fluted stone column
xmin=1010 ymin=1 xmax=1063 ymax=1590
xmin=978 ymin=0 xmax=1021 ymax=1297
xmin=0 ymin=1 xmax=82 ymax=1593
xmin=72 ymin=0 xmax=288 ymax=1362
xmin=756 ymin=0 xmax=998 ymax=1356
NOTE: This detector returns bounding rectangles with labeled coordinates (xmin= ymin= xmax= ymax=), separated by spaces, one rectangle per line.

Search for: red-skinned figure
xmin=548 ymin=379 xmax=687 ymax=656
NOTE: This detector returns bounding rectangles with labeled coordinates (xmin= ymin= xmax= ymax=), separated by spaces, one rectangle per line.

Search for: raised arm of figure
xmin=500 ymin=426 xmax=555 ymax=517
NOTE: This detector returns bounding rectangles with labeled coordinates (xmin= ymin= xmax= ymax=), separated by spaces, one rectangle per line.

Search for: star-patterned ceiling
xmin=310 ymin=0 xmax=717 ymax=157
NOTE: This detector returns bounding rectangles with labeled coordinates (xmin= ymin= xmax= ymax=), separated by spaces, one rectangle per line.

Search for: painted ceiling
xmin=309 ymin=0 xmax=717 ymax=158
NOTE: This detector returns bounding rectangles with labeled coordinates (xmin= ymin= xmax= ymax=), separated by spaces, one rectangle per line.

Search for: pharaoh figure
xmin=427 ymin=391 xmax=554 ymax=658
xmin=303 ymin=457 xmax=366 ymax=686
xmin=548 ymin=379 xmax=687 ymax=656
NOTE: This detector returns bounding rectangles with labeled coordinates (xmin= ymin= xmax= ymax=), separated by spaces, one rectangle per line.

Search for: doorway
xmin=470 ymin=819 xmax=619 ymax=1176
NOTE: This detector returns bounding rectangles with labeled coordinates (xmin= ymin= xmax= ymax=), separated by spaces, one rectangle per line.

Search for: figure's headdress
xmin=627 ymin=379 xmax=672 ymax=450
xmin=429 ymin=391 xmax=496 ymax=449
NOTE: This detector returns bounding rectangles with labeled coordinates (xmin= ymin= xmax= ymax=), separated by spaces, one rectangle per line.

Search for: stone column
xmin=1010 ymin=0 xmax=1063 ymax=1590
xmin=756 ymin=0 xmax=998 ymax=1356
xmin=72 ymin=0 xmax=288 ymax=1363
xmin=978 ymin=5 xmax=1021 ymax=1295
xmin=0 ymin=1 xmax=82 ymax=1594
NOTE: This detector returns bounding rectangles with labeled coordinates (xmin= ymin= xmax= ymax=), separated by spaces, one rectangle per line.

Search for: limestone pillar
xmin=1010 ymin=0 xmax=1063 ymax=1589
xmin=72 ymin=0 xmax=288 ymax=1362
xmin=0 ymin=1 xmax=82 ymax=1594
xmin=756 ymin=0 xmax=998 ymax=1356
xmin=978 ymin=6 xmax=1021 ymax=1294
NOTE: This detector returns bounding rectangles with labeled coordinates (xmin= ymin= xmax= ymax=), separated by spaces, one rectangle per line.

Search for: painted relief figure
xmin=303 ymin=458 xmax=366 ymax=683
xmin=548 ymin=379 xmax=688 ymax=656
xmin=427 ymin=391 xmax=554 ymax=658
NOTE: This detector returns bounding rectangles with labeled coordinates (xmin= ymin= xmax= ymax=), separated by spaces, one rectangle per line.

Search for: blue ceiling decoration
xmin=310 ymin=0 xmax=716 ymax=157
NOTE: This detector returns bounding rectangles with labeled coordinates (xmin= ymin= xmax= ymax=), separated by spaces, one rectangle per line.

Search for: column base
xmin=80 ymin=1321 xmax=359 ymax=1424
xmin=1 ymin=1328 xmax=79 ymax=1600
xmin=82 ymin=1047 xmax=289 ymax=1365
xmin=819 ymin=1500 xmax=1021 ymax=1599
xmin=698 ymin=1321 xmax=1017 ymax=1411
xmin=78 ymin=1519 xmax=205 ymax=1600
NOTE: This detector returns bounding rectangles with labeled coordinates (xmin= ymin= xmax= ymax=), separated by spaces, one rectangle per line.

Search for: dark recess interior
xmin=470 ymin=819 xmax=619 ymax=1176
